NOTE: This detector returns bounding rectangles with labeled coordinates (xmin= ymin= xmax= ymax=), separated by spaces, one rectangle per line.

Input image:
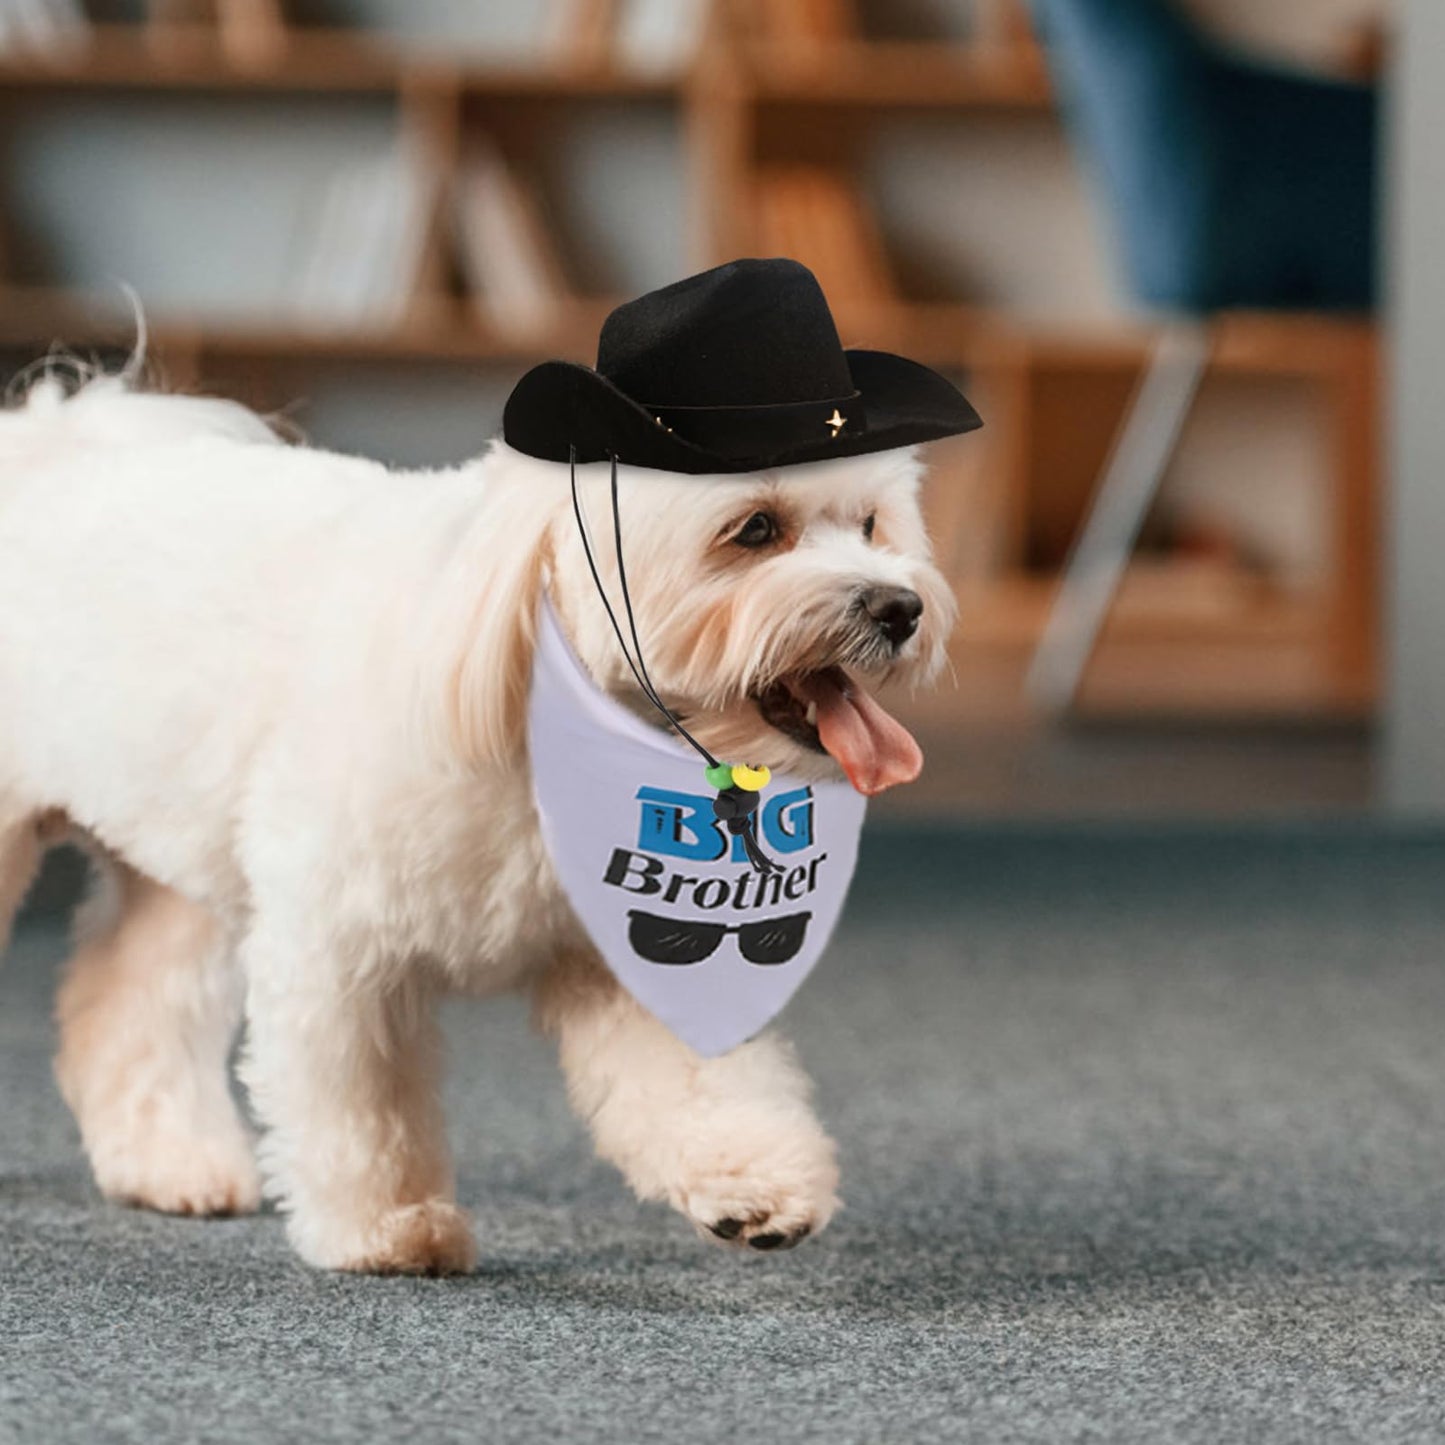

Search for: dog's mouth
xmin=754 ymin=668 xmax=923 ymax=796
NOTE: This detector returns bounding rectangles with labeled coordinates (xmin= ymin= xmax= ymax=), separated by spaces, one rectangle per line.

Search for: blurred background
xmin=0 ymin=0 xmax=1408 ymax=821
xmin=20 ymin=10 xmax=1445 ymax=1429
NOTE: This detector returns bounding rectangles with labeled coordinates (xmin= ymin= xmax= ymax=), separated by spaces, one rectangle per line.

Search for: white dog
xmin=0 ymin=366 xmax=955 ymax=1274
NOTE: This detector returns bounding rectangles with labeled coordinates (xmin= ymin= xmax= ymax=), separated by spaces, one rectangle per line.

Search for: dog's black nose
xmin=863 ymin=586 xmax=923 ymax=648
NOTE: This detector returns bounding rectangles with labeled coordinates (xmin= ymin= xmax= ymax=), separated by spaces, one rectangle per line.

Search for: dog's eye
xmin=734 ymin=511 xmax=779 ymax=549
xmin=862 ymin=513 xmax=876 ymax=542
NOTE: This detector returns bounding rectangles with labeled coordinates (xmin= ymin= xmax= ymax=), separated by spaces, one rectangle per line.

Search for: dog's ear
xmin=436 ymin=459 xmax=560 ymax=771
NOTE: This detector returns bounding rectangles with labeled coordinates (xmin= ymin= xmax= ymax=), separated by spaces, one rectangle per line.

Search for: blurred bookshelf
xmin=0 ymin=0 xmax=1381 ymax=728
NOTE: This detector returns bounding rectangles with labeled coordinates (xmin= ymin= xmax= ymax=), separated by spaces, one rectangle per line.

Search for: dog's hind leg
xmin=53 ymin=855 xmax=260 ymax=1216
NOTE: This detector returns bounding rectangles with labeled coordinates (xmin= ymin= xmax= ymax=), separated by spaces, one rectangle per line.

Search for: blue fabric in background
xmin=1029 ymin=0 xmax=1378 ymax=312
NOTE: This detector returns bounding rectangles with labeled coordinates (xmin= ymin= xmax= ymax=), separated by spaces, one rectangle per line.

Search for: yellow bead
xmin=731 ymin=763 xmax=770 ymax=792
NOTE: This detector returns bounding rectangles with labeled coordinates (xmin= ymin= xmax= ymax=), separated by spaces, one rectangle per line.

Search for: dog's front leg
xmin=538 ymin=954 xmax=839 ymax=1251
xmin=240 ymin=926 xmax=474 ymax=1275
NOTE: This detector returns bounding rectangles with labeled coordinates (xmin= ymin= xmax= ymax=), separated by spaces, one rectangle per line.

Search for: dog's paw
xmin=92 ymin=1127 xmax=262 ymax=1218
xmin=672 ymin=1129 xmax=840 ymax=1252
xmin=322 ymin=1201 xmax=478 ymax=1277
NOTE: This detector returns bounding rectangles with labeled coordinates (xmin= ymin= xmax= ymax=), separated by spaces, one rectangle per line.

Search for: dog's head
xmin=532 ymin=446 xmax=954 ymax=796
xmin=444 ymin=443 xmax=952 ymax=793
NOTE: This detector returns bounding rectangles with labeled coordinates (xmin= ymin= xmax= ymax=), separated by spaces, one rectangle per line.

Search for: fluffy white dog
xmin=0 ymin=368 xmax=954 ymax=1274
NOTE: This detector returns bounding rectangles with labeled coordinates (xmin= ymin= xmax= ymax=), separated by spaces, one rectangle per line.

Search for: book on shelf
xmin=733 ymin=0 xmax=1040 ymax=57
xmin=452 ymin=141 xmax=570 ymax=337
xmin=969 ymin=0 xmax=1043 ymax=61
xmin=146 ymin=0 xmax=287 ymax=65
xmin=546 ymin=0 xmax=615 ymax=68
xmin=288 ymin=142 xmax=442 ymax=331
xmin=547 ymin=0 xmax=707 ymax=72
xmin=742 ymin=0 xmax=856 ymax=43
xmin=0 ymin=0 xmax=88 ymax=57
xmin=753 ymin=165 xmax=895 ymax=305
xmin=613 ymin=0 xmax=708 ymax=73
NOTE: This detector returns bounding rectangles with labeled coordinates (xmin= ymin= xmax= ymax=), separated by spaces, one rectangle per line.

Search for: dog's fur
xmin=0 ymin=372 xmax=953 ymax=1273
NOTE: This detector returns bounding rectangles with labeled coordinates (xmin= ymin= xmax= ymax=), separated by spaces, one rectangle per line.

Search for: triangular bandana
xmin=528 ymin=597 xmax=867 ymax=1056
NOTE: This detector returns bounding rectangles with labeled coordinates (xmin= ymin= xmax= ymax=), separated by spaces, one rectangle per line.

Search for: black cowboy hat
xmin=502 ymin=258 xmax=982 ymax=474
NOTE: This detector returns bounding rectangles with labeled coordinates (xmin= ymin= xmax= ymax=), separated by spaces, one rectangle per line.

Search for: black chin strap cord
xmin=568 ymin=448 xmax=779 ymax=876
xmin=569 ymin=450 xmax=715 ymax=765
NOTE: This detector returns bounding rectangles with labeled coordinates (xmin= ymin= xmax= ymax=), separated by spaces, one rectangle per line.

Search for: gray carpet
xmin=5 ymin=828 xmax=1445 ymax=1444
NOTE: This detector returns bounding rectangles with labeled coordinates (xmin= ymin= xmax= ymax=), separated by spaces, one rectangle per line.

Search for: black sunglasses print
xmin=627 ymin=910 xmax=812 ymax=966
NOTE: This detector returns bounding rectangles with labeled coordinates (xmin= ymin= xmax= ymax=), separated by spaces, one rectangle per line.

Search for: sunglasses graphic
xmin=627 ymin=909 xmax=812 ymax=966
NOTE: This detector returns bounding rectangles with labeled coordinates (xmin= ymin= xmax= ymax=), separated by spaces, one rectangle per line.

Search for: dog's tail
xmin=0 ymin=355 xmax=280 ymax=473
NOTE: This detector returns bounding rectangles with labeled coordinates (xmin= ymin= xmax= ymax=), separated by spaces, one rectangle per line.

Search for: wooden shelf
xmin=745 ymin=40 xmax=1050 ymax=110
xmin=912 ymin=629 xmax=1372 ymax=724
xmin=918 ymin=566 xmax=1375 ymax=723
xmin=0 ymin=287 xmax=1380 ymax=383
xmin=0 ymin=290 xmax=987 ymax=367
xmin=0 ymin=2 xmax=1384 ymax=727
xmin=1020 ymin=313 xmax=1378 ymax=381
xmin=955 ymin=566 xmax=1320 ymax=651
xmin=0 ymin=24 xmax=684 ymax=99
xmin=0 ymin=288 xmax=615 ymax=364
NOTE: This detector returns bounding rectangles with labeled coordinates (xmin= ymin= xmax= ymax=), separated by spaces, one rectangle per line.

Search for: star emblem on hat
xmin=826 ymin=408 xmax=845 ymax=438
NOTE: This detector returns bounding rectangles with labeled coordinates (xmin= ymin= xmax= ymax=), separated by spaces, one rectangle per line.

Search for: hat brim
xmin=501 ymin=348 xmax=982 ymax=475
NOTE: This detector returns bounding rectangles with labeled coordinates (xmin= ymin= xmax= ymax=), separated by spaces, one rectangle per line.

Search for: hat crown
xmin=596 ymin=258 xmax=855 ymax=409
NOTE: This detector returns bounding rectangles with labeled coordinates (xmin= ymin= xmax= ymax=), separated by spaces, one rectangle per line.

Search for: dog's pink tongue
xmin=794 ymin=672 xmax=923 ymax=796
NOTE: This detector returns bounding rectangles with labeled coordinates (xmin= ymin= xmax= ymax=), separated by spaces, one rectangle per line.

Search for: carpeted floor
xmin=4 ymin=828 xmax=1445 ymax=1443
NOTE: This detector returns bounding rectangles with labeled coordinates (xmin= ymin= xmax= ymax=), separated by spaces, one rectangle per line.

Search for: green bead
xmin=704 ymin=762 xmax=736 ymax=791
